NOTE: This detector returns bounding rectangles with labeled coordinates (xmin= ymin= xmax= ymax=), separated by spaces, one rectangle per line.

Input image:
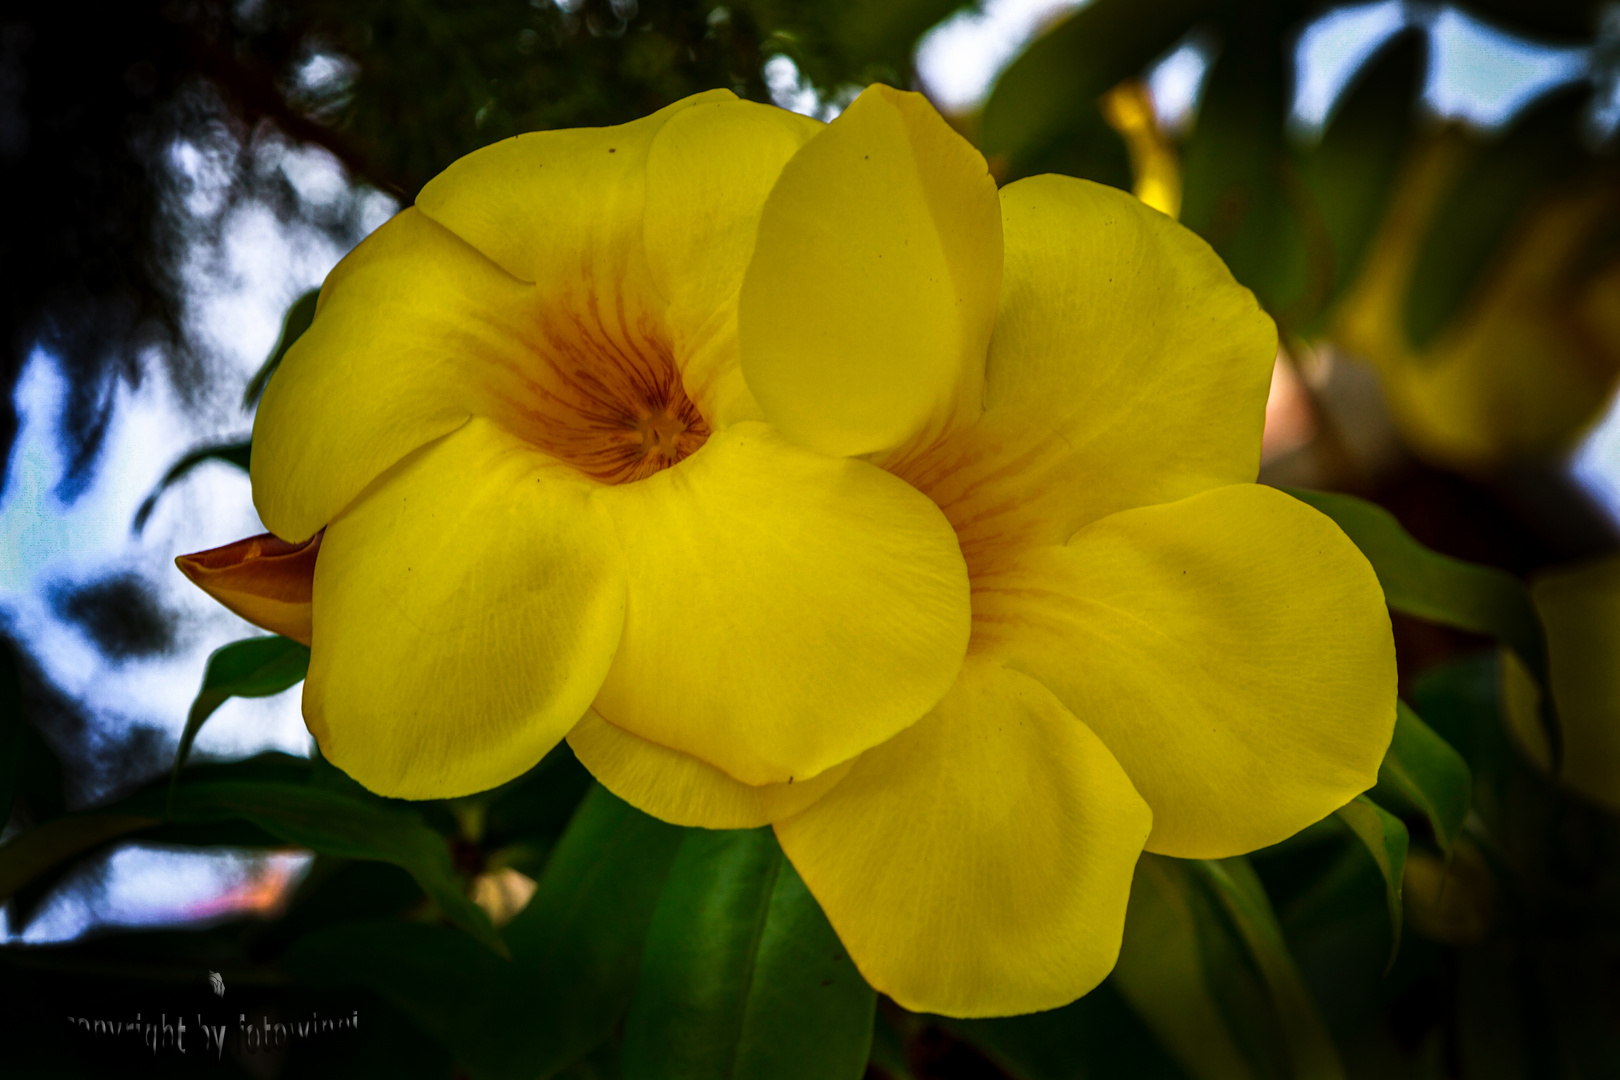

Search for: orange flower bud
xmin=175 ymin=532 xmax=321 ymax=646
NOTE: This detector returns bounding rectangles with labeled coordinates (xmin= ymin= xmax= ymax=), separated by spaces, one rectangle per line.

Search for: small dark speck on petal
xmin=608 ymin=147 xmax=616 ymax=153
xmin=788 ymin=776 xmax=794 ymax=783
xmin=864 ymin=154 xmax=868 ymax=160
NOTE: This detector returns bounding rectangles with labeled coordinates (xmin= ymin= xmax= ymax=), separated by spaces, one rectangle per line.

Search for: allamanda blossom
xmin=180 ymin=85 xmax=1396 ymax=1018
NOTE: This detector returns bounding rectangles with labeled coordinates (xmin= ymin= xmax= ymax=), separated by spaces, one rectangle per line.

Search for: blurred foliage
xmin=10 ymin=0 xmax=1620 ymax=1077
xmin=983 ymin=0 xmax=1620 ymax=472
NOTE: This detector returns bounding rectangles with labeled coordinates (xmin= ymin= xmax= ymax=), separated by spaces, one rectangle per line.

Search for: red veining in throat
xmin=505 ymin=294 xmax=710 ymax=484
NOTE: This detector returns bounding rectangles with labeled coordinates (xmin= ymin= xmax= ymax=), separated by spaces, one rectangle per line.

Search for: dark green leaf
xmin=868 ymin=1011 xmax=915 ymax=1080
xmin=1334 ymin=795 xmax=1409 ymax=970
xmin=1113 ymin=854 xmax=1260 ymax=1080
xmin=1459 ymin=0 xmax=1606 ymax=38
xmin=244 ymin=288 xmax=318 ymax=408
xmin=817 ymin=0 xmax=967 ymax=84
xmin=290 ymin=788 xmax=684 ymax=1079
xmin=133 ymin=778 xmax=504 ymax=957
xmin=0 ymin=814 xmax=159 ymax=902
xmin=0 ymin=640 xmax=26 ymax=823
xmin=946 ymin=979 xmax=1189 ymax=1080
xmin=1191 ymin=857 xmax=1345 ymax=1080
xmin=1287 ymin=488 xmax=1559 ymax=767
xmin=286 ymin=922 xmax=514 ymax=1077
xmin=978 ymin=0 xmax=1203 ymax=186
xmin=12 ymin=719 xmax=65 ymax=824
xmin=0 ymin=753 xmax=313 ymax=904
xmin=1373 ymin=701 xmax=1473 ymax=856
xmin=281 ymin=985 xmax=457 ymax=1080
xmin=500 ymin=784 xmax=686 ymax=1078
xmin=1179 ymin=4 xmax=1310 ymax=319
xmin=1404 ymin=86 xmax=1593 ymax=350
xmin=1282 ymin=489 xmax=1550 ymax=685
xmin=130 ymin=439 xmax=252 ymax=533
xmin=622 ymin=827 xmax=875 ymax=1080
xmin=172 ymin=636 xmax=310 ymax=787
xmin=480 ymin=742 xmax=596 ymax=852
xmin=1295 ymin=29 xmax=1424 ymax=333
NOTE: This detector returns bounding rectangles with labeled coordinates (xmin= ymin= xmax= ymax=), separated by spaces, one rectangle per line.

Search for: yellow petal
xmin=644 ymin=99 xmax=822 ymax=429
xmin=739 ymin=84 xmax=1001 ymax=459
xmin=252 ymin=208 xmax=548 ymax=542
xmin=1500 ymin=556 xmax=1620 ymax=811
xmin=410 ymin=95 xmax=735 ymax=448
xmin=415 ymin=89 xmax=733 ymax=284
xmin=175 ymin=532 xmax=320 ymax=645
xmin=775 ymin=659 xmax=1152 ymax=1018
xmin=567 ymin=710 xmax=852 ymax=829
xmin=307 ymin=419 xmax=625 ymax=800
xmin=591 ymin=421 xmax=970 ymax=787
xmin=894 ymin=176 xmax=1275 ymax=569
xmin=976 ymin=483 xmax=1395 ymax=859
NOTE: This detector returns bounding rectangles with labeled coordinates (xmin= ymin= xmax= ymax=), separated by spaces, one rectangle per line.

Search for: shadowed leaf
xmin=244 ymin=289 xmax=319 ymax=409
xmin=131 ymin=440 xmax=252 ymax=533
xmin=1192 ymin=857 xmax=1345 ymax=1080
xmin=1334 ymin=795 xmax=1409 ymax=969
xmin=622 ymin=827 xmax=875 ymax=1080
xmin=1373 ymin=701 xmax=1473 ymax=856
xmin=172 ymin=636 xmax=310 ymax=789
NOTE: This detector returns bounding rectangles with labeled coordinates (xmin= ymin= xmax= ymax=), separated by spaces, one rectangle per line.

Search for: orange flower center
xmin=508 ymin=304 xmax=710 ymax=484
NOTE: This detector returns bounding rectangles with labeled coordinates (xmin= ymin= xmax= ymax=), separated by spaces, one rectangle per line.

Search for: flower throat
xmin=512 ymin=300 xmax=709 ymax=485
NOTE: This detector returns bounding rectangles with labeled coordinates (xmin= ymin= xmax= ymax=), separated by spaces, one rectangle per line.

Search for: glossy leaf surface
xmin=1335 ymin=795 xmax=1409 ymax=968
xmin=1285 ymin=489 xmax=1549 ymax=686
xmin=1193 ymin=857 xmax=1346 ymax=1080
xmin=623 ymin=827 xmax=875 ymax=1080
xmin=172 ymin=635 xmax=310 ymax=783
xmin=1373 ymin=701 xmax=1473 ymax=856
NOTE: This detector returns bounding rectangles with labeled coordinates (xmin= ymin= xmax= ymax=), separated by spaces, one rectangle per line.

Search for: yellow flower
xmin=181 ymin=85 xmax=1396 ymax=1018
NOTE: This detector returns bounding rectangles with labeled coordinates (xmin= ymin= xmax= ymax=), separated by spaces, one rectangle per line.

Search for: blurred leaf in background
xmin=982 ymin=0 xmax=1620 ymax=476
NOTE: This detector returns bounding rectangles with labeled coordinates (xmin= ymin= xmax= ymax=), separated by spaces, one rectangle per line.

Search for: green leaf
xmin=0 ymin=813 xmax=160 ymax=902
xmin=244 ymin=288 xmax=318 ymax=409
xmin=1113 ymin=874 xmax=1250 ymax=1076
xmin=945 ymin=979 xmax=1189 ymax=1080
xmin=155 ymin=778 xmax=505 ymax=957
xmin=622 ymin=828 xmax=875 ymax=1080
xmin=290 ymin=786 xmax=684 ymax=1080
xmin=130 ymin=439 xmax=252 ymax=533
xmin=1295 ymin=29 xmax=1424 ymax=334
xmin=1113 ymin=855 xmax=1260 ymax=1080
xmin=1403 ymin=87 xmax=1592 ymax=350
xmin=172 ymin=636 xmax=310 ymax=788
xmin=1282 ymin=489 xmax=1544 ymax=668
xmin=286 ymin=922 xmax=514 ymax=1078
xmin=868 ymin=1011 xmax=915 ymax=1080
xmin=1373 ymin=701 xmax=1473 ymax=856
xmin=1179 ymin=3 xmax=1310 ymax=320
xmin=501 ymin=784 xmax=687 ymax=1078
xmin=1334 ymin=795 xmax=1409 ymax=970
xmin=1191 ymin=857 xmax=1346 ymax=1080
xmin=0 ymin=641 xmax=66 ymax=832
xmin=978 ymin=0 xmax=1202 ymax=186
xmin=0 ymin=640 xmax=26 ymax=823
xmin=1289 ymin=485 xmax=1562 ymax=775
